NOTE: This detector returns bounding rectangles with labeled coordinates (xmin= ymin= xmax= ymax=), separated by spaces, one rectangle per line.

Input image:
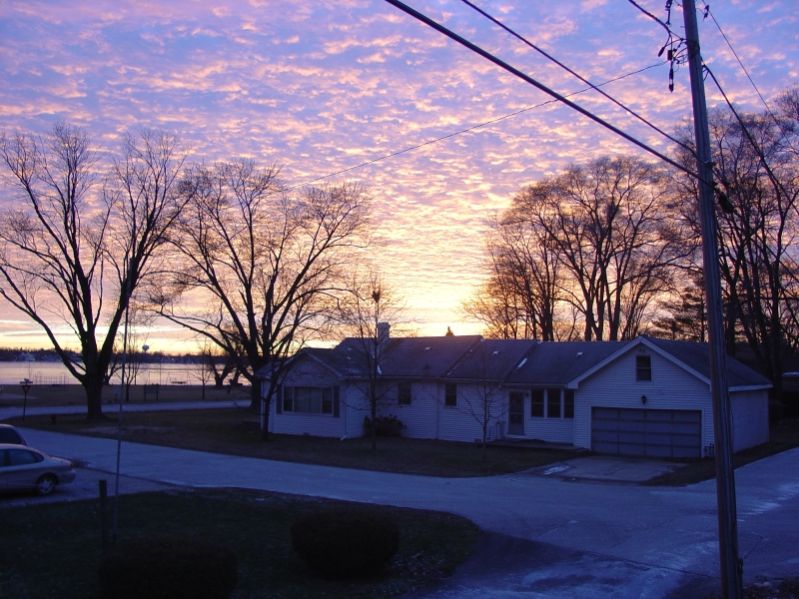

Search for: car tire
xmin=36 ymin=474 xmax=58 ymax=496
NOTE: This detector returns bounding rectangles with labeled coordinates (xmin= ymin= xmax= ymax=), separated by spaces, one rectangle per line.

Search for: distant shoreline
xmin=0 ymin=382 xmax=250 ymax=407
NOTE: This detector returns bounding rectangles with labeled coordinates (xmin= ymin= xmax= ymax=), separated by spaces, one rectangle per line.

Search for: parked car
xmin=0 ymin=424 xmax=27 ymax=445
xmin=0 ymin=444 xmax=76 ymax=496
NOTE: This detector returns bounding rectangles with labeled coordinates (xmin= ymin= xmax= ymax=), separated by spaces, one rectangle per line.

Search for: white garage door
xmin=591 ymin=407 xmax=701 ymax=458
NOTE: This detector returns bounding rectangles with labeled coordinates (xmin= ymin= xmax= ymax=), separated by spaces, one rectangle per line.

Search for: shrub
xmin=291 ymin=507 xmax=400 ymax=579
xmin=97 ymin=535 xmax=237 ymax=599
xmin=363 ymin=415 xmax=405 ymax=437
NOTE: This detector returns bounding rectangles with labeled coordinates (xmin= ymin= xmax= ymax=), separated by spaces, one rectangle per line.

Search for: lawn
xmin=0 ymin=489 xmax=478 ymax=599
xmin=13 ymin=407 xmax=580 ymax=477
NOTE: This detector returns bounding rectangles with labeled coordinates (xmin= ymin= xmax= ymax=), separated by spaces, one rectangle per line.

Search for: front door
xmin=509 ymin=392 xmax=525 ymax=435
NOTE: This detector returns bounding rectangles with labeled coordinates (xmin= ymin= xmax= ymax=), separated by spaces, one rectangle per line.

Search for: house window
xmin=636 ymin=355 xmax=652 ymax=381
xmin=445 ymin=383 xmax=457 ymax=407
xmin=531 ymin=389 xmax=544 ymax=417
xmin=564 ymin=390 xmax=574 ymax=419
xmin=398 ymin=382 xmax=412 ymax=405
xmin=547 ymin=388 xmax=561 ymax=418
xmin=281 ymin=386 xmax=339 ymax=416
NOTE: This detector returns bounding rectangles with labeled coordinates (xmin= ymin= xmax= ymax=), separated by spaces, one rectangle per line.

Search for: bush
xmin=97 ymin=535 xmax=238 ymax=599
xmin=291 ymin=507 xmax=400 ymax=579
xmin=363 ymin=415 xmax=405 ymax=437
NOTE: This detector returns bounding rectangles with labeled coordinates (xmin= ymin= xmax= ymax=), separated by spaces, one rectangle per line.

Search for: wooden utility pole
xmin=682 ymin=1 xmax=742 ymax=597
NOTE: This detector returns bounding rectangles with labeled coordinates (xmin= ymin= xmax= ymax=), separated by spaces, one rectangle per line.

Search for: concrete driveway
xmin=8 ymin=426 xmax=799 ymax=598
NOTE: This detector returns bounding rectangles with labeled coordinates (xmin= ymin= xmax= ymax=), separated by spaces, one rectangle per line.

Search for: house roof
xmin=563 ymin=336 xmax=772 ymax=391
xmin=504 ymin=341 xmax=626 ymax=387
xmin=259 ymin=334 xmax=772 ymax=392
xmin=335 ymin=335 xmax=483 ymax=378
xmin=644 ymin=337 xmax=772 ymax=389
xmin=446 ymin=338 xmax=538 ymax=382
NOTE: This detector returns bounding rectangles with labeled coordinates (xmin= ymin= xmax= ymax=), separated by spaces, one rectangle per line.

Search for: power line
xmin=704 ymin=64 xmax=791 ymax=203
xmin=626 ymin=0 xmax=687 ymax=93
xmin=383 ymin=0 xmax=698 ymax=179
xmin=700 ymin=2 xmax=780 ymax=125
xmin=458 ymin=0 xmax=694 ymax=155
xmin=626 ymin=0 xmax=679 ymax=37
xmin=288 ymin=60 xmax=666 ymax=190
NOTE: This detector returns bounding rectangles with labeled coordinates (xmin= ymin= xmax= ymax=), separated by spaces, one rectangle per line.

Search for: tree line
xmin=2 ymin=87 xmax=796 ymax=419
xmin=0 ymin=125 xmax=370 ymax=422
xmin=465 ymin=87 xmax=798 ymax=407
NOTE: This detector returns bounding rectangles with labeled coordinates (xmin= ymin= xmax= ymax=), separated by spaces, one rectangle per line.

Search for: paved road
xmin=6 ymin=425 xmax=798 ymax=598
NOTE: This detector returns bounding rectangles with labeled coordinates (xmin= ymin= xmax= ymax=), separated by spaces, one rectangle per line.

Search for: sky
xmin=0 ymin=0 xmax=796 ymax=352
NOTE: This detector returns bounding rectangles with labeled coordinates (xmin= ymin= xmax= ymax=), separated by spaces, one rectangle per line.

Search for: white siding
xmin=731 ymin=390 xmax=770 ymax=451
xmin=383 ymin=382 xmax=439 ymax=439
xmin=573 ymin=349 xmax=714 ymax=452
xmin=266 ymin=357 xmax=347 ymax=438
xmin=516 ymin=390 xmax=575 ymax=443
xmin=382 ymin=382 xmax=508 ymax=443
xmin=437 ymin=385 xmax=506 ymax=443
xmin=270 ymin=409 xmax=345 ymax=437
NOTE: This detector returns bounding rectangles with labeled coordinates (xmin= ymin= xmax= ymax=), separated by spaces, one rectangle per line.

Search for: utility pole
xmin=682 ymin=1 xmax=742 ymax=597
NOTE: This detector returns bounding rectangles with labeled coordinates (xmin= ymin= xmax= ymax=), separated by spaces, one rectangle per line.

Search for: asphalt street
xmin=6 ymin=423 xmax=798 ymax=599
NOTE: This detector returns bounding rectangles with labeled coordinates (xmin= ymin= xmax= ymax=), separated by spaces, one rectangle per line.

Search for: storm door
xmin=508 ymin=392 xmax=525 ymax=435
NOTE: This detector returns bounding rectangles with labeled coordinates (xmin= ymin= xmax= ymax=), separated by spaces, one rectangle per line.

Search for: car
xmin=0 ymin=443 xmax=77 ymax=496
xmin=0 ymin=424 xmax=27 ymax=445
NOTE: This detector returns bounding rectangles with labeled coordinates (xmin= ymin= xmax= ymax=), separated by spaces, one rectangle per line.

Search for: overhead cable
xmin=459 ymin=0 xmax=694 ymax=155
xmin=383 ymin=0 xmax=699 ymax=179
xmin=704 ymin=65 xmax=791 ymax=203
xmin=289 ymin=61 xmax=666 ymax=190
xmin=700 ymin=2 xmax=781 ymax=127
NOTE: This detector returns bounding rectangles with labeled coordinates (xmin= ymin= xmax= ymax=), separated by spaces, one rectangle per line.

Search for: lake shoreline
xmin=0 ymin=383 xmax=251 ymax=407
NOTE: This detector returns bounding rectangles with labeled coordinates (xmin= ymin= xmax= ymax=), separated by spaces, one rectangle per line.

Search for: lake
xmin=0 ymin=361 xmax=207 ymax=386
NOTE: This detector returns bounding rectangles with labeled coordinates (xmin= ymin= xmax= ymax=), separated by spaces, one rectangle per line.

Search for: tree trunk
xmin=249 ymin=378 xmax=261 ymax=411
xmin=84 ymin=379 xmax=105 ymax=421
xmin=260 ymin=395 xmax=271 ymax=441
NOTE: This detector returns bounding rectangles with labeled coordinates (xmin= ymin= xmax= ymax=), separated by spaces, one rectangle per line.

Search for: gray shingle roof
xmin=645 ymin=337 xmax=772 ymax=388
xmin=504 ymin=341 xmax=626 ymax=386
xmin=335 ymin=335 xmax=482 ymax=378
xmin=261 ymin=334 xmax=772 ymax=391
xmin=446 ymin=339 xmax=538 ymax=382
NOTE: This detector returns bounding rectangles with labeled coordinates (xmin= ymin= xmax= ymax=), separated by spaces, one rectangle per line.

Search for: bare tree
xmin=0 ymin=125 xmax=185 ymax=419
xmin=470 ymin=157 xmax=686 ymax=342
xmin=466 ymin=186 xmax=567 ymax=341
xmin=542 ymin=157 xmax=687 ymax=340
xmin=338 ymin=271 xmax=404 ymax=451
xmin=155 ymin=160 xmax=370 ymax=429
xmin=198 ymin=341 xmax=234 ymax=391
xmin=457 ymin=342 xmax=508 ymax=460
xmin=674 ymin=96 xmax=799 ymax=406
xmin=651 ymin=272 xmax=707 ymax=342
xmin=108 ymin=307 xmax=152 ymax=402
xmin=464 ymin=274 xmax=529 ymax=340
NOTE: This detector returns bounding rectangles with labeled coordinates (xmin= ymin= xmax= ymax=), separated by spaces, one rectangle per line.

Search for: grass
xmin=0 ymin=489 xmax=478 ymax=599
xmin=13 ymin=407 xmax=579 ymax=477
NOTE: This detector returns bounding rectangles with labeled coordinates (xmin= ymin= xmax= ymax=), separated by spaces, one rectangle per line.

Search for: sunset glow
xmin=1 ymin=0 xmax=796 ymax=350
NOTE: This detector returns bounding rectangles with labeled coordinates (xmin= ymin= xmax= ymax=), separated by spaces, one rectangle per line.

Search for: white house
xmin=258 ymin=331 xmax=772 ymax=458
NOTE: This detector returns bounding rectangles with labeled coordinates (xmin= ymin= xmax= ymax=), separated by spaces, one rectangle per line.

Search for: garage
xmin=591 ymin=407 xmax=702 ymax=458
